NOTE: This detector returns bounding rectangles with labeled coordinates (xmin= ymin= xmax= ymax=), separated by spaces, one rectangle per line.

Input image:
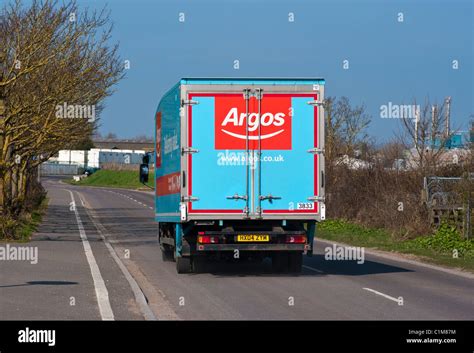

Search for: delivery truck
xmin=140 ymin=78 xmax=325 ymax=273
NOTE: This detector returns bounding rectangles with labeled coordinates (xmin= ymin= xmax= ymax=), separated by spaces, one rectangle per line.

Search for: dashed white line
xmin=363 ymin=287 xmax=403 ymax=305
xmin=67 ymin=190 xmax=114 ymax=320
xmin=101 ymin=190 xmax=153 ymax=209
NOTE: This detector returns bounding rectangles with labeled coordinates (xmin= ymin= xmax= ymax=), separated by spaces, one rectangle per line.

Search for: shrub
xmin=410 ymin=223 xmax=473 ymax=257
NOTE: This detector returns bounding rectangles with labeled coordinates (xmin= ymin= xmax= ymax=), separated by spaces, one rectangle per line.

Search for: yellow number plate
xmin=236 ymin=235 xmax=269 ymax=242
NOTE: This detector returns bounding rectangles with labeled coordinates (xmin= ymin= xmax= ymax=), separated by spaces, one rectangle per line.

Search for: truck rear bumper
xmin=196 ymin=244 xmax=308 ymax=251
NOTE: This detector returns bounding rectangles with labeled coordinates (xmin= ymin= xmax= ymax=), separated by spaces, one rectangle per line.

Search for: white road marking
xmin=67 ymin=190 xmax=114 ymax=320
xmin=99 ymin=190 xmax=153 ymax=209
xmin=77 ymin=192 xmax=157 ymax=321
xmin=303 ymin=265 xmax=324 ymax=273
xmin=363 ymin=287 xmax=402 ymax=304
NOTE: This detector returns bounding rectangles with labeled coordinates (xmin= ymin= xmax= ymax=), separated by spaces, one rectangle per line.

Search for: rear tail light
xmin=286 ymin=235 xmax=307 ymax=244
xmin=198 ymin=235 xmax=219 ymax=244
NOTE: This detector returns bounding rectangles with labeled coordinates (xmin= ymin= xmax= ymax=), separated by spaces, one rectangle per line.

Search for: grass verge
xmin=64 ymin=169 xmax=155 ymax=190
xmin=318 ymin=219 xmax=474 ymax=273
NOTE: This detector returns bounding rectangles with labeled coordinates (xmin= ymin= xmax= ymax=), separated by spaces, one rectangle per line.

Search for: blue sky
xmin=77 ymin=0 xmax=473 ymax=142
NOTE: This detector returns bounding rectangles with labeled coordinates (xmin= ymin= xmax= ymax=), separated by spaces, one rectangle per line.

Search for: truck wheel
xmin=288 ymin=252 xmax=303 ymax=273
xmin=272 ymin=252 xmax=289 ymax=273
xmin=192 ymin=256 xmax=207 ymax=273
xmin=176 ymin=257 xmax=191 ymax=273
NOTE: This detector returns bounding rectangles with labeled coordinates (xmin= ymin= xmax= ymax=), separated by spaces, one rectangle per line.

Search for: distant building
xmin=470 ymin=121 xmax=474 ymax=144
xmin=93 ymin=139 xmax=154 ymax=152
xmin=431 ymin=131 xmax=470 ymax=150
xmin=56 ymin=148 xmax=146 ymax=168
xmin=405 ymin=147 xmax=471 ymax=169
xmin=335 ymin=155 xmax=372 ymax=170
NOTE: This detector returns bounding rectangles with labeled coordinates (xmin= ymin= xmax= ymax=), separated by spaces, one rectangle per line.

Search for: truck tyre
xmin=192 ymin=256 xmax=207 ymax=273
xmin=288 ymin=252 xmax=303 ymax=273
xmin=176 ymin=257 xmax=191 ymax=273
xmin=272 ymin=252 xmax=289 ymax=273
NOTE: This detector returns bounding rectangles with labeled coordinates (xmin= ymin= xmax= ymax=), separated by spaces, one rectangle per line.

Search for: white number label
xmin=297 ymin=202 xmax=314 ymax=210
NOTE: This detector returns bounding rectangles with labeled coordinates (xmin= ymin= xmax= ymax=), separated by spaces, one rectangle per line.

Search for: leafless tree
xmin=0 ymin=0 xmax=124 ymax=237
xmin=324 ymin=96 xmax=371 ymax=163
xmin=398 ymin=98 xmax=457 ymax=173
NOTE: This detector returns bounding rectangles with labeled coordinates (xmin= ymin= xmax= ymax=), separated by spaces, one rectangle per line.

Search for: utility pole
xmin=431 ymin=105 xmax=438 ymax=149
xmin=414 ymin=106 xmax=419 ymax=148
xmin=445 ymin=96 xmax=451 ymax=138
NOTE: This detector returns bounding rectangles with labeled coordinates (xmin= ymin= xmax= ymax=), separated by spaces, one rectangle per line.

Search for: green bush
xmin=319 ymin=219 xmax=387 ymax=238
xmin=410 ymin=223 xmax=473 ymax=257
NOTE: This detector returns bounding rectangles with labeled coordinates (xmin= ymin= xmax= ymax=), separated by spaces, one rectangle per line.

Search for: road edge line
xmin=66 ymin=189 xmax=114 ymax=320
xmin=75 ymin=191 xmax=158 ymax=321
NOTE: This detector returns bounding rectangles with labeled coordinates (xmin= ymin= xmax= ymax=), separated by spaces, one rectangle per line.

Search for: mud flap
xmin=307 ymin=221 xmax=316 ymax=257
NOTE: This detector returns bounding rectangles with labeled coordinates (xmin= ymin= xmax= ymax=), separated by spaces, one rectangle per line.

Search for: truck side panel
xmin=155 ymin=84 xmax=181 ymax=222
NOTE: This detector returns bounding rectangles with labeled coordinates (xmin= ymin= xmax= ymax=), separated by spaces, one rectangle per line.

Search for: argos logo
xmin=214 ymin=95 xmax=292 ymax=150
xmin=222 ymin=108 xmax=285 ymax=133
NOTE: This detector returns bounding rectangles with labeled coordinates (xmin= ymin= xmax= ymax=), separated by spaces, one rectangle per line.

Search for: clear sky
xmin=77 ymin=0 xmax=473 ymax=142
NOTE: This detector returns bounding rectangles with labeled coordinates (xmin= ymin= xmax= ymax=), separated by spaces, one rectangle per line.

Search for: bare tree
xmin=324 ymin=96 xmax=371 ymax=163
xmin=0 ymin=0 xmax=124 ymax=237
xmin=398 ymin=98 xmax=457 ymax=173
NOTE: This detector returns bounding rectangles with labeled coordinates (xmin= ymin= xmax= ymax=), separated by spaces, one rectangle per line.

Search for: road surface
xmin=1 ymin=177 xmax=473 ymax=320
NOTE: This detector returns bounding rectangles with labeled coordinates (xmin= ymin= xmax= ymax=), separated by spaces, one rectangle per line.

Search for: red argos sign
xmin=214 ymin=94 xmax=292 ymax=150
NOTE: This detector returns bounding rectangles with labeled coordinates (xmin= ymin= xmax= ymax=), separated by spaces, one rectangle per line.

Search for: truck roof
xmin=179 ymin=77 xmax=325 ymax=85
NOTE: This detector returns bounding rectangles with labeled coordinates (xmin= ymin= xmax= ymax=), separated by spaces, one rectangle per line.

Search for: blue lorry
xmin=140 ymin=78 xmax=326 ymax=273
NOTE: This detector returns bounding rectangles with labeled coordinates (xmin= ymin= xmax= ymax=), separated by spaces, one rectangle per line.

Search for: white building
xmin=335 ymin=154 xmax=372 ymax=170
xmin=56 ymin=148 xmax=146 ymax=168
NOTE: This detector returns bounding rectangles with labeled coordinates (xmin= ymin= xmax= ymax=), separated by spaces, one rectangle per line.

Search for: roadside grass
xmin=64 ymin=169 xmax=155 ymax=190
xmin=4 ymin=197 xmax=49 ymax=243
xmin=318 ymin=219 xmax=474 ymax=273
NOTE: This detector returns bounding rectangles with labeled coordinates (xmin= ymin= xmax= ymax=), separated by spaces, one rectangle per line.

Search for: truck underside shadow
xmin=166 ymin=254 xmax=413 ymax=277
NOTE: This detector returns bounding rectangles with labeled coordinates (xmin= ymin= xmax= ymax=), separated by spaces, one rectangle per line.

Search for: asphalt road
xmin=1 ymin=176 xmax=473 ymax=320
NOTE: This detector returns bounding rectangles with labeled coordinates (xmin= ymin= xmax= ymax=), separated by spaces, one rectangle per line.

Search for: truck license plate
xmin=236 ymin=235 xmax=269 ymax=242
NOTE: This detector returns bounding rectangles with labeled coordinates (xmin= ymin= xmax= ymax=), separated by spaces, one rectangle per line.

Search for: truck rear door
xmin=184 ymin=92 xmax=251 ymax=217
xmin=182 ymin=82 xmax=324 ymax=221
